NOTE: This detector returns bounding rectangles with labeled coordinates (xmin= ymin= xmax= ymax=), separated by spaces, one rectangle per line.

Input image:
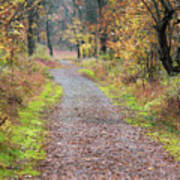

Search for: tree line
xmin=63 ymin=0 xmax=180 ymax=77
xmin=1 ymin=0 xmax=180 ymax=77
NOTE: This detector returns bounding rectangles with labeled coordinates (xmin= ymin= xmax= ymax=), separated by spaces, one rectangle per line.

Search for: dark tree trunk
xmin=46 ymin=18 xmax=53 ymax=56
xmin=27 ymin=11 xmax=35 ymax=56
xmin=36 ymin=12 xmax=41 ymax=43
xmin=157 ymin=29 xmax=174 ymax=75
xmin=100 ymin=33 xmax=107 ymax=53
xmin=141 ymin=0 xmax=180 ymax=75
xmin=97 ymin=0 xmax=106 ymax=17
xmin=77 ymin=44 xmax=80 ymax=59
xmin=97 ymin=0 xmax=107 ymax=54
xmin=155 ymin=10 xmax=180 ymax=75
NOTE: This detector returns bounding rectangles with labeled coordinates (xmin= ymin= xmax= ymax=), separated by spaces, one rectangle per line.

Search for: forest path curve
xmin=39 ymin=60 xmax=180 ymax=180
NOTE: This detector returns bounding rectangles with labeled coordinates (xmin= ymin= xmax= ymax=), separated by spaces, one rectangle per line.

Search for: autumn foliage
xmin=0 ymin=0 xmax=180 ymax=178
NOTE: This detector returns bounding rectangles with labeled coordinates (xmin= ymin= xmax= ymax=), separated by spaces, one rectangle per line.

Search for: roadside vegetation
xmin=0 ymin=40 xmax=63 ymax=178
xmin=0 ymin=1 xmax=63 ymax=176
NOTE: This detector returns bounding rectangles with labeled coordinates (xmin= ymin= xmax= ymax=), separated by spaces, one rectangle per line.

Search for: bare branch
xmin=159 ymin=0 xmax=173 ymax=11
xmin=151 ymin=0 xmax=161 ymax=21
xmin=140 ymin=0 xmax=158 ymax=23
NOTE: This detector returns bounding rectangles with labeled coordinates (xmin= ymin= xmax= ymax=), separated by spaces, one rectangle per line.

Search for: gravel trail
xmin=39 ymin=61 xmax=180 ymax=180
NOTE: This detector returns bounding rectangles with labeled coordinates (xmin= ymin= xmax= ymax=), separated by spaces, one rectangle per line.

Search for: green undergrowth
xmin=79 ymin=60 xmax=180 ymax=161
xmin=31 ymin=44 xmax=51 ymax=61
xmin=78 ymin=69 xmax=96 ymax=80
xmin=0 ymin=81 xmax=63 ymax=179
xmin=99 ymin=84 xmax=180 ymax=160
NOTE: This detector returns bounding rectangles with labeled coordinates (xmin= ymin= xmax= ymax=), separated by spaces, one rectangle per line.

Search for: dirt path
xmin=39 ymin=61 xmax=180 ymax=180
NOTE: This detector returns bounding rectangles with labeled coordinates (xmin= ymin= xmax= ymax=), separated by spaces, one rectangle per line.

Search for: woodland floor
xmin=38 ymin=60 xmax=180 ymax=180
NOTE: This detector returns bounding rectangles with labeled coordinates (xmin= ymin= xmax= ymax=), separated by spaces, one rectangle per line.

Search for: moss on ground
xmin=78 ymin=69 xmax=96 ymax=80
xmin=0 ymin=81 xmax=63 ymax=179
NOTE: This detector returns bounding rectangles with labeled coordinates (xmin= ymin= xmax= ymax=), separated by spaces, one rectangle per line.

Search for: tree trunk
xmin=155 ymin=10 xmax=180 ymax=75
xmin=100 ymin=33 xmax=107 ymax=53
xmin=46 ymin=18 xmax=53 ymax=56
xmin=27 ymin=11 xmax=35 ymax=56
xmin=36 ymin=12 xmax=41 ymax=43
xmin=157 ymin=29 xmax=174 ymax=75
xmin=97 ymin=0 xmax=107 ymax=54
xmin=77 ymin=44 xmax=80 ymax=59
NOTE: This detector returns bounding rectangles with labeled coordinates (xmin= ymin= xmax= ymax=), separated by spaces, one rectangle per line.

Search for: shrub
xmin=31 ymin=44 xmax=51 ymax=61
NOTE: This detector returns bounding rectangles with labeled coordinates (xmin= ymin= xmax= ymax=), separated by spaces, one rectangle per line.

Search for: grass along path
xmin=0 ymin=81 xmax=63 ymax=179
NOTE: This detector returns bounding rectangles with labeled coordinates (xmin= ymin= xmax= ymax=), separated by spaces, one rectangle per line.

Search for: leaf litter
xmin=38 ymin=62 xmax=180 ymax=180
